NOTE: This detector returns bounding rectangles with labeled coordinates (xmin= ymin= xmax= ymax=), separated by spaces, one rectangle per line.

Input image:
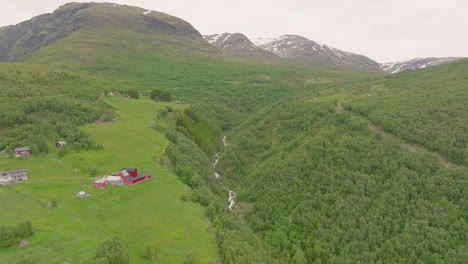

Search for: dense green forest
xmin=175 ymin=108 xmax=221 ymax=157
xmin=342 ymin=59 xmax=468 ymax=166
xmin=218 ymin=101 xmax=467 ymax=263
xmin=0 ymin=65 xmax=107 ymax=154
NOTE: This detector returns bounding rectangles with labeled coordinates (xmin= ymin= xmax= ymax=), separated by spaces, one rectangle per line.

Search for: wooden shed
xmin=56 ymin=141 xmax=67 ymax=148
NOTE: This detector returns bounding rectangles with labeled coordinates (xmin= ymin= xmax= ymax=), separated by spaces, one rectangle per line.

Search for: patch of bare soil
xmin=19 ymin=240 xmax=29 ymax=247
xmin=235 ymin=202 xmax=253 ymax=223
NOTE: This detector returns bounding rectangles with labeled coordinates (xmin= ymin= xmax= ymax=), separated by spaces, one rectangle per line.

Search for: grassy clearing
xmin=0 ymin=97 xmax=218 ymax=264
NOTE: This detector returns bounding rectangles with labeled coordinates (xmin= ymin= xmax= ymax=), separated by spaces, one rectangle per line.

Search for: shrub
xmin=96 ymin=236 xmax=130 ymax=264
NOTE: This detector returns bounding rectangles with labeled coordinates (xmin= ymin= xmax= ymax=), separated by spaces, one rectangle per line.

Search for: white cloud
xmin=0 ymin=0 xmax=466 ymax=62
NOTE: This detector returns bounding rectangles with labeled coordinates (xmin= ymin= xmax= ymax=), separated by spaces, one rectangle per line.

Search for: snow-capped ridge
xmin=251 ymin=34 xmax=380 ymax=70
xmin=379 ymin=57 xmax=464 ymax=74
xmin=202 ymin=33 xmax=277 ymax=60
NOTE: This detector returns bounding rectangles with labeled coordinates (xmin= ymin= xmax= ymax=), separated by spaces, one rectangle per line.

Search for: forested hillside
xmin=219 ymin=101 xmax=467 ymax=263
xmin=343 ymin=59 xmax=468 ymax=165
xmin=20 ymin=27 xmax=378 ymax=130
xmin=0 ymin=64 xmax=106 ymax=155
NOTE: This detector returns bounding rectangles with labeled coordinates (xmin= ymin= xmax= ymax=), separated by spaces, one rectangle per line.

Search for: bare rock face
xmin=0 ymin=2 xmax=204 ymax=61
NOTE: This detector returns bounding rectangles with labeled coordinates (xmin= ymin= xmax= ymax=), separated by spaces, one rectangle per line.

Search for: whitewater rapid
xmin=213 ymin=136 xmax=236 ymax=210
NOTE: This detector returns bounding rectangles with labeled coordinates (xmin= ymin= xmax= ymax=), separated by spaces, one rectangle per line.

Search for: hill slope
xmin=218 ymin=99 xmax=467 ymax=264
xmin=0 ymin=2 xmax=214 ymax=62
xmin=0 ymin=97 xmax=219 ymax=263
xmin=343 ymin=59 xmax=468 ymax=165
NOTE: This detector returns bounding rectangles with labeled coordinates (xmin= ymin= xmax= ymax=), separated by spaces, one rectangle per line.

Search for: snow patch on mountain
xmin=251 ymin=37 xmax=276 ymax=46
xmin=204 ymin=33 xmax=258 ymax=50
xmin=253 ymin=35 xmax=380 ymax=70
xmin=380 ymin=57 xmax=463 ymax=73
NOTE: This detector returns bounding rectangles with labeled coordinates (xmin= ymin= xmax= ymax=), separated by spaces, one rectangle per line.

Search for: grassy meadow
xmin=0 ymin=97 xmax=218 ymax=264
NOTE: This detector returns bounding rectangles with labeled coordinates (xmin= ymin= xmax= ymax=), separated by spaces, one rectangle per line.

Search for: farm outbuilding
xmin=56 ymin=141 xmax=67 ymax=148
xmin=106 ymin=175 xmax=124 ymax=185
xmin=76 ymin=191 xmax=90 ymax=198
xmin=92 ymin=168 xmax=151 ymax=188
xmin=92 ymin=178 xmax=108 ymax=188
xmin=118 ymin=168 xmax=151 ymax=185
xmin=13 ymin=147 xmax=31 ymax=157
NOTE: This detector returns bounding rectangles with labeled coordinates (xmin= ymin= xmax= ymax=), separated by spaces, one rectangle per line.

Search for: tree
xmin=58 ymin=146 xmax=68 ymax=157
xmin=150 ymin=89 xmax=171 ymax=102
xmin=51 ymin=198 xmax=58 ymax=208
xmin=127 ymin=89 xmax=139 ymax=99
xmin=0 ymin=225 xmax=15 ymax=247
xmin=37 ymin=140 xmax=49 ymax=153
xmin=96 ymin=236 xmax=130 ymax=264
xmin=150 ymin=89 xmax=161 ymax=100
xmin=16 ymin=221 xmax=34 ymax=238
xmin=159 ymin=90 xmax=171 ymax=102
xmin=88 ymin=167 xmax=98 ymax=176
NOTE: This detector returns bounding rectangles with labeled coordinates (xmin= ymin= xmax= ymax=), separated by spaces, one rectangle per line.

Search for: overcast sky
xmin=1 ymin=0 xmax=467 ymax=62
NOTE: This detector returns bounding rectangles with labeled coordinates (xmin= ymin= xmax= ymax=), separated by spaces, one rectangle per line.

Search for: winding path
xmin=337 ymin=100 xmax=460 ymax=168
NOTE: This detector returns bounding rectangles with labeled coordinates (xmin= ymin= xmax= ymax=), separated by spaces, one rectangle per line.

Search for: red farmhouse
xmin=92 ymin=168 xmax=151 ymax=188
xmin=117 ymin=168 xmax=151 ymax=185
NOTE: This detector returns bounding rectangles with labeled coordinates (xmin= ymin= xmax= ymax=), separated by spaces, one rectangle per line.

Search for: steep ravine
xmin=213 ymin=136 xmax=236 ymax=210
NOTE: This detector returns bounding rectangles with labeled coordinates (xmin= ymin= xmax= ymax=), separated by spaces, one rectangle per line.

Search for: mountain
xmin=203 ymin=33 xmax=277 ymax=61
xmin=0 ymin=2 xmax=213 ymax=62
xmin=380 ymin=57 xmax=464 ymax=73
xmin=250 ymin=36 xmax=276 ymax=46
xmin=256 ymin=35 xmax=381 ymax=71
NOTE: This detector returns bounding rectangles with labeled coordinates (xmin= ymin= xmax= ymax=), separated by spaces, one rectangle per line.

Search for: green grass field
xmin=0 ymin=97 xmax=218 ymax=264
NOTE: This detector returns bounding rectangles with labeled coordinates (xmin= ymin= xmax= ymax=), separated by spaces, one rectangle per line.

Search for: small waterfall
xmin=228 ymin=190 xmax=236 ymax=210
xmin=213 ymin=136 xmax=236 ymax=210
xmin=213 ymin=152 xmax=220 ymax=166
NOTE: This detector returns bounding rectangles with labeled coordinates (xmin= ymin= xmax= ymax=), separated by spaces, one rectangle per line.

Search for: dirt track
xmin=337 ymin=100 xmax=459 ymax=168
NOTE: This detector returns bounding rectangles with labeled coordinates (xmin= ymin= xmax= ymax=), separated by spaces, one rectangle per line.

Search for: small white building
xmin=76 ymin=191 xmax=90 ymax=198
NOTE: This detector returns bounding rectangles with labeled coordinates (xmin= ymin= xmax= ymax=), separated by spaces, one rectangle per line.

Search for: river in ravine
xmin=213 ymin=136 xmax=236 ymax=210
